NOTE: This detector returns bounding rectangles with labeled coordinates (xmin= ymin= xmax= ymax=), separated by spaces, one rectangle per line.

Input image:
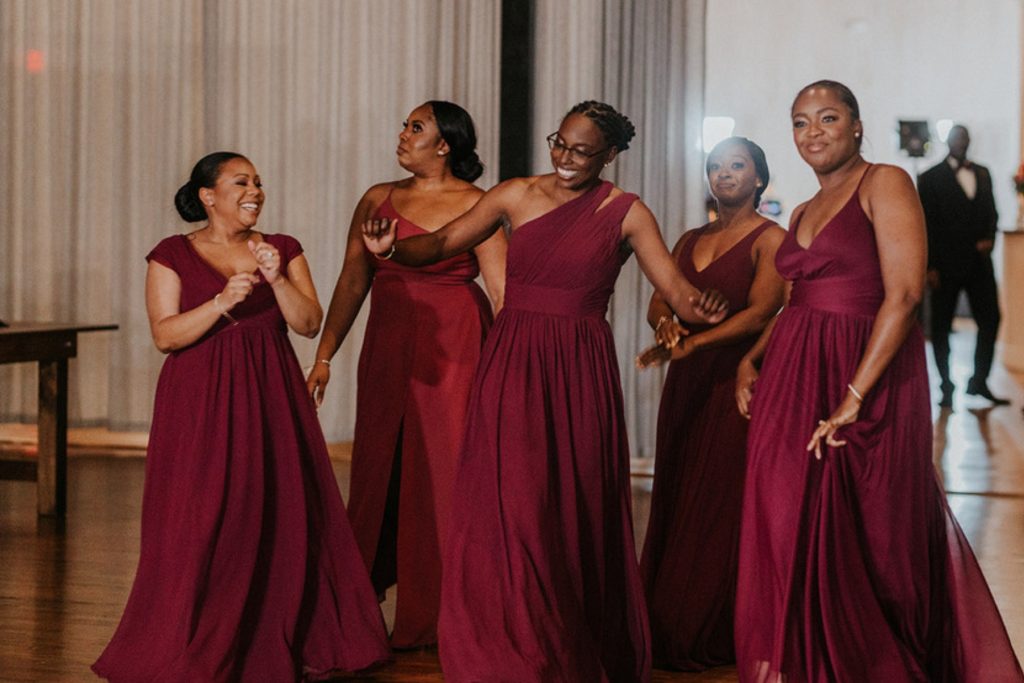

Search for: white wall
xmin=705 ymin=0 xmax=1021 ymax=231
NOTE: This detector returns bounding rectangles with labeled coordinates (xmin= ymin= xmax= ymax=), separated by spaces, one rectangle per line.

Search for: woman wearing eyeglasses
xmin=362 ymin=100 xmax=727 ymax=683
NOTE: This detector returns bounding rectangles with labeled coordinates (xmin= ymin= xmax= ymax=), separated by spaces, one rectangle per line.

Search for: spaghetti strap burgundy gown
xmin=736 ymin=167 xmax=1023 ymax=682
xmin=640 ymin=221 xmax=773 ymax=671
xmin=437 ymin=181 xmax=652 ymax=682
xmin=93 ymin=234 xmax=389 ymax=683
xmin=347 ymin=191 xmax=493 ymax=647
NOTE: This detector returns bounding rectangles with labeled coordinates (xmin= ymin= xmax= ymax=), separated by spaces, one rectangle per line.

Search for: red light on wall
xmin=26 ymin=49 xmax=45 ymax=74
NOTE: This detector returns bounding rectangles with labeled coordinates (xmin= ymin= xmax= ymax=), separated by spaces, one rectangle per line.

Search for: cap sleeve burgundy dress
xmin=92 ymin=233 xmax=389 ymax=683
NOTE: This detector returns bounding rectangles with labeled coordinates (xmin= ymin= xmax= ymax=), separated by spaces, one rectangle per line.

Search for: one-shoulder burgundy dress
xmin=438 ymin=181 xmax=652 ymax=683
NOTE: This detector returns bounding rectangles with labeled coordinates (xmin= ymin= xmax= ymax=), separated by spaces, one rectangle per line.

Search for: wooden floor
xmin=1 ymin=326 xmax=1022 ymax=682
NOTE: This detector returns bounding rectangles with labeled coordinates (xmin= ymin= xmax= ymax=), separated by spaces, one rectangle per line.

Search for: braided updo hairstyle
xmin=428 ymin=100 xmax=484 ymax=182
xmin=565 ymin=100 xmax=636 ymax=152
xmin=174 ymin=151 xmax=246 ymax=222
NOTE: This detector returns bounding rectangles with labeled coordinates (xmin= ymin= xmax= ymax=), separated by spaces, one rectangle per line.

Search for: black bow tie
xmin=953 ymin=159 xmax=972 ymax=171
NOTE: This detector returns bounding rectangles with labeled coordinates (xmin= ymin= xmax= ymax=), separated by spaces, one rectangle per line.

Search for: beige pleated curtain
xmin=1 ymin=0 xmax=704 ymax=456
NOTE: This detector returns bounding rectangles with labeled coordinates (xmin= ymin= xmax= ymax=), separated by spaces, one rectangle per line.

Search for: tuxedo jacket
xmin=917 ymin=158 xmax=998 ymax=273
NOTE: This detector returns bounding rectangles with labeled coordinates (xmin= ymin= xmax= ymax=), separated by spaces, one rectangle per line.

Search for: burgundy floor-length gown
xmin=438 ymin=181 xmax=652 ymax=682
xmin=640 ymin=221 xmax=773 ymax=671
xmin=736 ymin=167 xmax=1024 ymax=682
xmin=347 ymin=191 xmax=493 ymax=648
xmin=93 ymin=234 xmax=389 ymax=683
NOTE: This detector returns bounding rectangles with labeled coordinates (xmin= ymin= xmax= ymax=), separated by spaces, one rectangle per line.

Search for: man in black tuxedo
xmin=918 ymin=125 xmax=1007 ymax=408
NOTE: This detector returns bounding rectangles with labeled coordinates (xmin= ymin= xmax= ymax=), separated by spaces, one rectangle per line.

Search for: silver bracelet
xmin=374 ymin=243 xmax=397 ymax=261
xmin=847 ymin=383 xmax=864 ymax=402
xmin=316 ymin=359 xmax=330 ymax=367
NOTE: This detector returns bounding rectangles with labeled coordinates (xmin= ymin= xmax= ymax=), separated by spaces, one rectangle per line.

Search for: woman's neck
xmin=198 ymin=222 xmax=253 ymax=245
xmin=815 ymin=154 xmax=866 ymax=192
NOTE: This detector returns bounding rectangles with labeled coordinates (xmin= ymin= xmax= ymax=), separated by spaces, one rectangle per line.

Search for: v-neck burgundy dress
xmin=93 ymin=233 xmax=389 ymax=683
xmin=346 ymin=192 xmax=494 ymax=647
xmin=735 ymin=169 xmax=1023 ymax=682
xmin=437 ymin=181 xmax=652 ymax=683
xmin=640 ymin=221 xmax=773 ymax=671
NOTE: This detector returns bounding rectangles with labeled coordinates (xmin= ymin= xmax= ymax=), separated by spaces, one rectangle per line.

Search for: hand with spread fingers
xmin=361 ymin=217 xmax=399 ymax=257
xmin=805 ymin=395 xmax=860 ymax=460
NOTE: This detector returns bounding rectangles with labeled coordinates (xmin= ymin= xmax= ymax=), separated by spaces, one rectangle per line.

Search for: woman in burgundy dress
xmin=93 ymin=153 xmax=389 ymax=682
xmin=734 ymin=81 xmax=1023 ymax=682
xmin=306 ymin=101 xmax=505 ymax=649
xmin=362 ymin=101 xmax=728 ymax=683
xmin=636 ymin=136 xmax=785 ymax=671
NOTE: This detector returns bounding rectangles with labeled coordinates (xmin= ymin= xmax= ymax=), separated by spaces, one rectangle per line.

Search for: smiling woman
xmin=359 ymin=100 xmax=728 ymax=682
xmin=92 ymin=152 xmax=390 ymax=682
xmin=733 ymin=81 xmax=1024 ymax=682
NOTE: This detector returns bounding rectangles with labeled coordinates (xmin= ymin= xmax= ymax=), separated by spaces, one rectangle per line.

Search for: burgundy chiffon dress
xmin=437 ymin=181 xmax=651 ymax=682
xmin=346 ymin=191 xmax=493 ymax=648
xmin=640 ymin=221 xmax=773 ymax=671
xmin=736 ymin=167 xmax=1023 ymax=682
xmin=93 ymin=234 xmax=389 ymax=683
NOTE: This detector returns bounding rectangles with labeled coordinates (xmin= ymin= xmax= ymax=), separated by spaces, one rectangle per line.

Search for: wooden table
xmin=0 ymin=322 xmax=118 ymax=516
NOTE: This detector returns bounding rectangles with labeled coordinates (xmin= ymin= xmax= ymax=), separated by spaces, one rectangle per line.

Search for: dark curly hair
xmin=173 ymin=151 xmax=246 ymax=222
xmin=707 ymin=137 xmax=770 ymax=209
xmin=428 ymin=100 xmax=484 ymax=182
xmin=565 ymin=100 xmax=636 ymax=152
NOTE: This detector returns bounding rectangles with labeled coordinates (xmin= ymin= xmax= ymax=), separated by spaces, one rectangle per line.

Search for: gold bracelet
xmin=374 ymin=243 xmax=397 ymax=261
xmin=847 ymin=383 xmax=864 ymax=402
xmin=213 ymin=294 xmax=238 ymax=324
xmin=655 ymin=315 xmax=670 ymax=331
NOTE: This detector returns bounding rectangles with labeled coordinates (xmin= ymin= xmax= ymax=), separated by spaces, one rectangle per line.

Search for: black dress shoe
xmin=966 ymin=379 xmax=1010 ymax=406
xmin=938 ymin=382 xmax=954 ymax=408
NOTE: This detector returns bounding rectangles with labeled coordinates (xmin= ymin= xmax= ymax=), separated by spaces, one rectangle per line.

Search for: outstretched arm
xmin=363 ymin=179 xmax=525 ymax=266
xmin=624 ymin=200 xmax=727 ymax=325
xmin=807 ymin=165 xmax=926 ymax=458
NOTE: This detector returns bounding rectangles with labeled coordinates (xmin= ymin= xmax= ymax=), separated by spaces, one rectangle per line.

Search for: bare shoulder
xmin=865 ymin=162 xmax=913 ymax=188
xmin=861 ymin=163 xmax=918 ymax=216
xmin=755 ymin=221 xmax=786 ymax=249
xmin=789 ymin=200 xmax=810 ymax=227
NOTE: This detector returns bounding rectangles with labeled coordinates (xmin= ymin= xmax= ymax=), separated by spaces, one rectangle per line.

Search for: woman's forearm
xmin=846 ymin=294 xmax=921 ymax=398
xmin=271 ymin=276 xmax=323 ymax=338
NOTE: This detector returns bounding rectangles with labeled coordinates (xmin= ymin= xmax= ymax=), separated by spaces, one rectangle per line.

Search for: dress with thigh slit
xmin=347 ymin=191 xmax=494 ymax=648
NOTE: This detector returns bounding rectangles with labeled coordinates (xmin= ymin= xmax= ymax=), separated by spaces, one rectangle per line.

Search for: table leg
xmin=37 ymin=358 xmax=68 ymax=517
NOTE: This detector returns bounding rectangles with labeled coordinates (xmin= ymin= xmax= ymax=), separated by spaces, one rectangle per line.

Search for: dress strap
xmin=854 ymin=162 xmax=874 ymax=192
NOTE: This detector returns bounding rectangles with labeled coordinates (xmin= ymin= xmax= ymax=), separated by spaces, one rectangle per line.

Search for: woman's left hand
xmin=806 ymin=395 xmax=860 ymax=460
xmin=635 ymin=338 xmax=691 ymax=369
xmin=249 ymin=239 xmax=282 ymax=284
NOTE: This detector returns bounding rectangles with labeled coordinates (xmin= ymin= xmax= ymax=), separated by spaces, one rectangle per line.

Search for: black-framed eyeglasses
xmin=546 ymin=133 xmax=610 ymax=162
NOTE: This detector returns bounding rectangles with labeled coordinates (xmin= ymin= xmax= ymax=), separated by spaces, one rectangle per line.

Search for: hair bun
xmin=174 ymin=181 xmax=206 ymax=222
